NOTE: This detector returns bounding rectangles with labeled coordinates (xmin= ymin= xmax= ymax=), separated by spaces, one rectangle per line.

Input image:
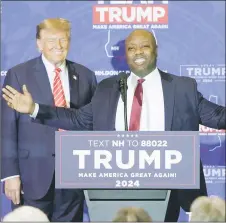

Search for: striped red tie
xmin=53 ymin=67 xmax=66 ymax=131
xmin=53 ymin=67 xmax=67 ymax=107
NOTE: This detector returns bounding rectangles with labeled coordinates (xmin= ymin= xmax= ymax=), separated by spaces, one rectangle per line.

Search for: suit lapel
xmin=67 ymin=61 xmax=79 ymax=108
xmin=105 ymin=71 xmax=174 ymax=131
xmin=107 ymin=73 xmax=130 ymax=130
xmin=107 ymin=81 xmax=120 ymax=130
xmin=33 ymin=56 xmax=54 ymax=105
xmin=159 ymin=70 xmax=175 ymax=131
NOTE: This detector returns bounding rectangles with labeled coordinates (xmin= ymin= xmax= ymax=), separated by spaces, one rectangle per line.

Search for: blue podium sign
xmin=55 ymin=131 xmax=200 ymax=189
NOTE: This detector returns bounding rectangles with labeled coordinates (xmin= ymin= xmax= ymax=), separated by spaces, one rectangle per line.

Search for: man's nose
xmin=135 ymin=47 xmax=143 ymax=55
xmin=55 ymin=40 xmax=62 ymax=49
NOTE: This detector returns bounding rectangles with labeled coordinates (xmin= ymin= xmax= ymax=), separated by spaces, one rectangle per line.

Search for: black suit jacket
xmin=36 ymin=70 xmax=225 ymax=221
xmin=1 ymin=56 xmax=97 ymax=199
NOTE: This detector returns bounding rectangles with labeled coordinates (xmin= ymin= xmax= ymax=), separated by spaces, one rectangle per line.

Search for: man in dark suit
xmin=2 ymin=29 xmax=226 ymax=221
xmin=1 ymin=18 xmax=97 ymax=221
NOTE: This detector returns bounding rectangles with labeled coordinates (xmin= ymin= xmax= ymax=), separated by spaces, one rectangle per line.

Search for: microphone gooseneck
xmin=119 ymin=74 xmax=128 ymax=131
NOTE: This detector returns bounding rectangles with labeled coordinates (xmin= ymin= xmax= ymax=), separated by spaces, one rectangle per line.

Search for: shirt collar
xmin=130 ymin=67 xmax=160 ymax=85
xmin=41 ymin=54 xmax=66 ymax=73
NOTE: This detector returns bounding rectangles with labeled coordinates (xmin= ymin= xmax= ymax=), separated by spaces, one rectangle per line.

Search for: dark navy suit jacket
xmin=27 ymin=70 xmax=226 ymax=221
xmin=1 ymin=56 xmax=97 ymax=200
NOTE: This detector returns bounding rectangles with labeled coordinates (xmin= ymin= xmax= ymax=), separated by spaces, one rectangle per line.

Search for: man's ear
xmin=36 ymin=39 xmax=43 ymax=53
xmin=155 ymin=45 xmax=158 ymax=58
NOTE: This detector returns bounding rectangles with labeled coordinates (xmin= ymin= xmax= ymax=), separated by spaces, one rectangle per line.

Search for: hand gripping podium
xmin=84 ymin=189 xmax=171 ymax=221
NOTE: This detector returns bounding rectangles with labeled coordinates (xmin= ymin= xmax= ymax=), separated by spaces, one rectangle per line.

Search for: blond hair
xmin=113 ymin=207 xmax=152 ymax=222
xmin=3 ymin=206 xmax=49 ymax=221
xmin=36 ymin=18 xmax=71 ymax=39
xmin=190 ymin=196 xmax=225 ymax=222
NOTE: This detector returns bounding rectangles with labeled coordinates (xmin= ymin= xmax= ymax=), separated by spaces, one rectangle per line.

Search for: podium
xmin=84 ymin=189 xmax=171 ymax=221
xmin=55 ymin=131 xmax=200 ymax=221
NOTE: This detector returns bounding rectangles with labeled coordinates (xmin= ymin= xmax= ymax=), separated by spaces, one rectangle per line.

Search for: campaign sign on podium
xmin=55 ymin=131 xmax=200 ymax=189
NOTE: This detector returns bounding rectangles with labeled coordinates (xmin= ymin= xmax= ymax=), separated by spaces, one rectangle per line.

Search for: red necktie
xmin=53 ymin=67 xmax=67 ymax=107
xmin=129 ymin=79 xmax=145 ymax=131
xmin=53 ymin=68 xmax=66 ymax=131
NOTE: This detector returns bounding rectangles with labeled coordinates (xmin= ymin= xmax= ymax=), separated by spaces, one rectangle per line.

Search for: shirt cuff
xmin=1 ymin=175 xmax=20 ymax=182
xmin=29 ymin=103 xmax=39 ymax=119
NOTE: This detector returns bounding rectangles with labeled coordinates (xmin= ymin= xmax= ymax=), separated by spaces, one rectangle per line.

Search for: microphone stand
xmin=123 ymin=78 xmax=128 ymax=131
xmin=120 ymin=77 xmax=128 ymax=131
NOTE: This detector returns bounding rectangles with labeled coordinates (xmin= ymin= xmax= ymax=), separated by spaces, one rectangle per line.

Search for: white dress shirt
xmin=42 ymin=54 xmax=70 ymax=106
xmin=31 ymin=55 xmax=70 ymax=117
xmin=1 ymin=55 xmax=70 ymax=182
xmin=115 ymin=68 xmax=165 ymax=131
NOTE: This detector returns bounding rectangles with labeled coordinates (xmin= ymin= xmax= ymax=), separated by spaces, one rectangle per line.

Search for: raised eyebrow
xmin=127 ymin=40 xmax=150 ymax=45
xmin=45 ymin=38 xmax=56 ymax=40
xmin=141 ymin=41 xmax=151 ymax=45
xmin=127 ymin=44 xmax=136 ymax=47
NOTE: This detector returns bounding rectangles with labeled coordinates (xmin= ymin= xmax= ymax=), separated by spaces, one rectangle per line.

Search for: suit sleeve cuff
xmin=29 ymin=103 xmax=39 ymax=119
xmin=1 ymin=175 xmax=20 ymax=182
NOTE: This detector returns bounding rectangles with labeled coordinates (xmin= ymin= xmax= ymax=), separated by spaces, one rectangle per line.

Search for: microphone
xmin=119 ymin=73 xmax=128 ymax=131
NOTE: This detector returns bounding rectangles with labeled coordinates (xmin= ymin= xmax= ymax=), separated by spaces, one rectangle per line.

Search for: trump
xmin=72 ymin=149 xmax=182 ymax=170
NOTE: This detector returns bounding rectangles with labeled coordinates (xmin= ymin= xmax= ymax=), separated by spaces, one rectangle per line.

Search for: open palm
xmin=2 ymin=85 xmax=34 ymax=114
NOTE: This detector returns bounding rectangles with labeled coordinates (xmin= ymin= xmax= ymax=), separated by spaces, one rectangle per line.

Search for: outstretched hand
xmin=2 ymin=85 xmax=35 ymax=114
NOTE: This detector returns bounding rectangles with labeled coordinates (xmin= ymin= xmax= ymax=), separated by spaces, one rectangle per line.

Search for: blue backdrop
xmin=1 ymin=1 xmax=225 ymax=221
